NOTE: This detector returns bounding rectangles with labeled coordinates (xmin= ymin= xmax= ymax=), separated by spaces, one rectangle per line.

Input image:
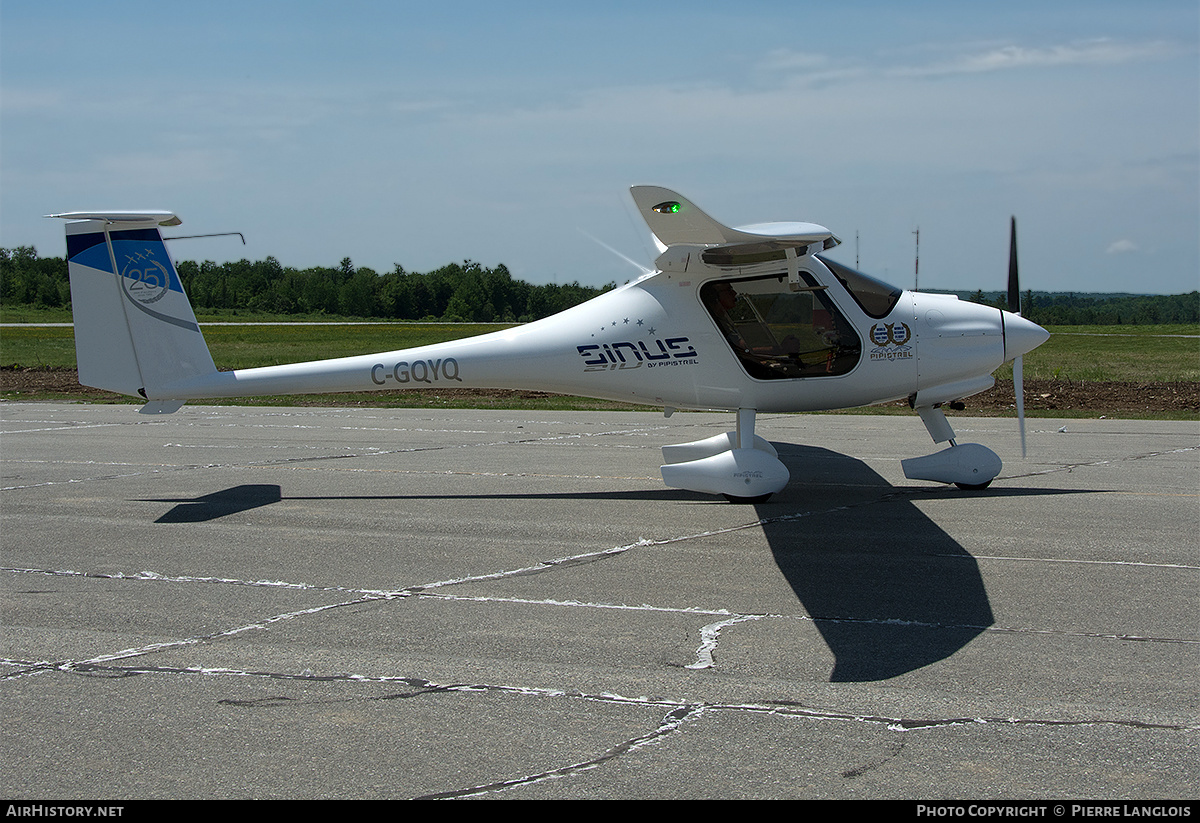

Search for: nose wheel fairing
xmin=902 ymin=405 xmax=1003 ymax=490
xmin=901 ymin=443 xmax=1002 ymax=490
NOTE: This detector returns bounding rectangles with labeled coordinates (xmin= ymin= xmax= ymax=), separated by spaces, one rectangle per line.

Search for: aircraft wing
xmin=630 ymin=185 xmax=839 ymax=252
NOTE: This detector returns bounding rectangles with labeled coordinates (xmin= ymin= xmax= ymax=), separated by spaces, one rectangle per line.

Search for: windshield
xmin=817 ymin=256 xmax=903 ymax=319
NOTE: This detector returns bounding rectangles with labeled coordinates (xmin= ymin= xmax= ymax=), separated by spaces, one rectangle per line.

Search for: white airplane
xmin=48 ymin=187 xmax=1048 ymax=502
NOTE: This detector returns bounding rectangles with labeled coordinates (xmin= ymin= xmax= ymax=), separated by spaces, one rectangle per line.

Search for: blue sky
xmin=2 ymin=1 xmax=1196 ymax=294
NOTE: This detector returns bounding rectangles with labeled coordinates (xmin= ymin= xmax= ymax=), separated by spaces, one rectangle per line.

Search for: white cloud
xmin=745 ymin=37 xmax=1186 ymax=96
xmin=893 ymin=38 xmax=1182 ymax=78
xmin=0 ymin=87 xmax=64 ymax=112
xmin=757 ymin=49 xmax=830 ymax=73
xmin=1105 ymin=239 xmax=1139 ymax=255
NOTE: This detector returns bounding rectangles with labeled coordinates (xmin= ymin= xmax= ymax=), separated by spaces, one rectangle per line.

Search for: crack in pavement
xmin=3 ymin=654 xmax=1194 ymax=798
xmin=4 ymin=423 xmax=1197 ymax=797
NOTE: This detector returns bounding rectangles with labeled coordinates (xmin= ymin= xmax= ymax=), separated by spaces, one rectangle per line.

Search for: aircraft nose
xmin=1002 ymin=311 xmax=1050 ymax=361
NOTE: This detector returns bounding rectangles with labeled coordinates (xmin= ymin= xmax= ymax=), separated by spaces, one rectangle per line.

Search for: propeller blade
xmin=1009 ymin=216 xmax=1027 ymax=457
xmin=1014 ymin=354 xmax=1027 ymax=458
xmin=1008 ymin=216 xmax=1020 ymax=314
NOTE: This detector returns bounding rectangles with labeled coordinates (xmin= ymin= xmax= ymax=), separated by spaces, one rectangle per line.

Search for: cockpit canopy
xmin=700 ymin=270 xmax=862 ymax=380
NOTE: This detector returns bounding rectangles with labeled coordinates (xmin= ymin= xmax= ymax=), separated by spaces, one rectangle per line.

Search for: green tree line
xmin=965 ymin=289 xmax=1199 ymax=326
xmin=0 ymin=247 xmax=612 ymax=323
xmin=2 ymin=246 xmax=1195 ymax=325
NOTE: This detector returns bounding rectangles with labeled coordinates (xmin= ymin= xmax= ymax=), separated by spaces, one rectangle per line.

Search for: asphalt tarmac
xmin=2 ymin=402 xmax=1197 ymax=800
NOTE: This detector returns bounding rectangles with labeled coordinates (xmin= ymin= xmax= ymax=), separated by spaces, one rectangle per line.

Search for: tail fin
xmin=48 ymin=211 xmax=216 ymax=412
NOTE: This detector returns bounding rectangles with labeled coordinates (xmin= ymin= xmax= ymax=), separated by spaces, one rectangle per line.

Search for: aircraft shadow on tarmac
xmin=767 ymin=444 xmax=993 ymax=682
xmin=138 ymin=445 xmax=1090 ymax=682
xmin=146 ymin=484 xmax=283 ymax=523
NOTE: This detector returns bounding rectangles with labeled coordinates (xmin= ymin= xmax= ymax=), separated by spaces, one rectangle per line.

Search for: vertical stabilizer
xmin=50 ymin=212 xmax=216 ymax=403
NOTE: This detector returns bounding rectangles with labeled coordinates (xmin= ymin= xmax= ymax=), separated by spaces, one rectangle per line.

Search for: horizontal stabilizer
xmin=47 ymin=211 xmax=181 ymax=226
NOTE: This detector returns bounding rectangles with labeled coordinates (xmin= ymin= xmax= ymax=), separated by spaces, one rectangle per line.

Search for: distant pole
xmin=856 ymin=230 xmax=860 ymax=269
xmin=913 ymin=226 xmax=920 ymax=291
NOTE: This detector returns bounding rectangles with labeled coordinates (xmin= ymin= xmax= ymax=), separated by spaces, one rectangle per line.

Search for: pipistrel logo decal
xmin=869 ymin=322 xmax=913 ymax=361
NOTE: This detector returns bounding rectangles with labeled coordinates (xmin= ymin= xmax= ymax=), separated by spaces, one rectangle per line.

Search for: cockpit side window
xmin=816 ymin=256 xmax=903 ymax=319
xmin=700 ymin=272 xmax=862 ymax=380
